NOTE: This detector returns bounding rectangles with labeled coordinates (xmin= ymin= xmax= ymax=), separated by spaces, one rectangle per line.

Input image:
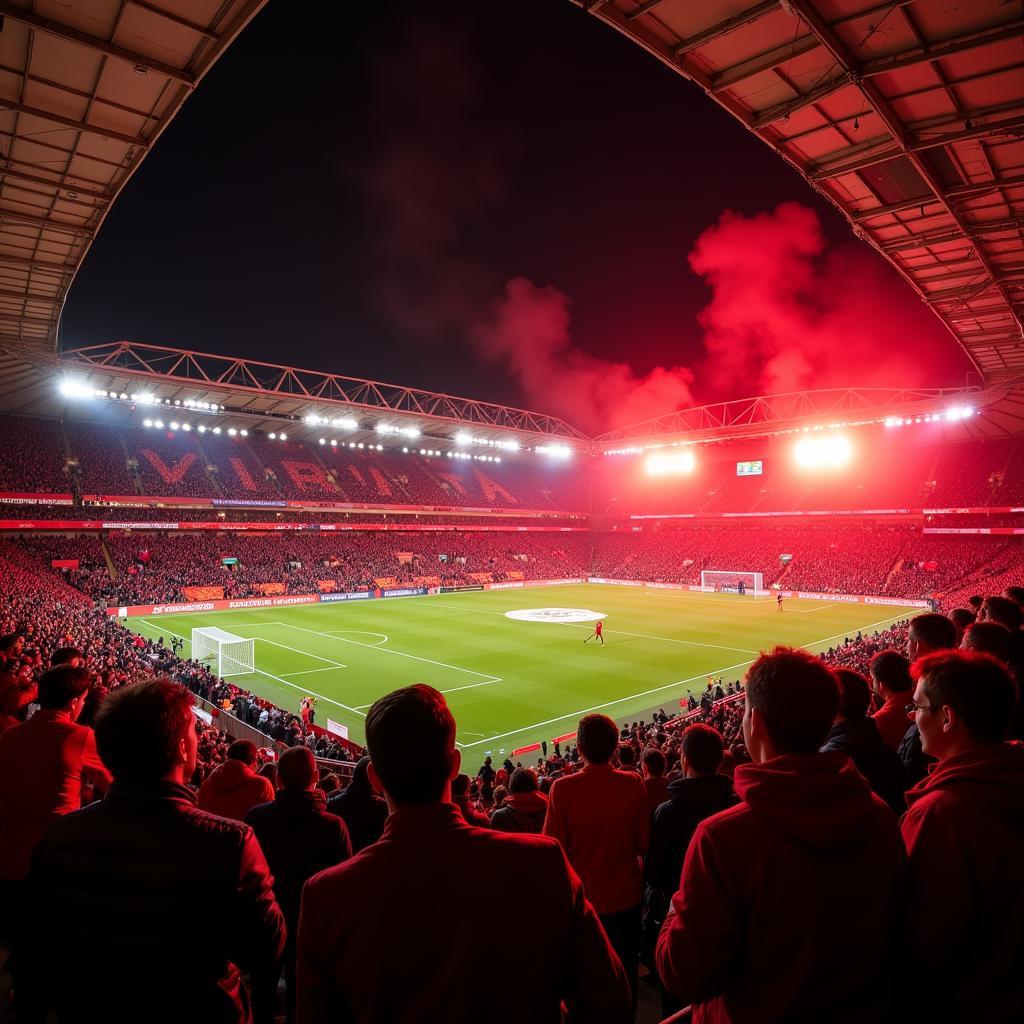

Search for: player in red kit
xmin=777 ymin=592 xmax=784 ymax=611
xmin=584 ymin=618 xmax=604 ymax=644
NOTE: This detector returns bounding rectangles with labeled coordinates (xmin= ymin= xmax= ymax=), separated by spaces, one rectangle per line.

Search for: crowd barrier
xmin=586 ymin=577 xmax=931 ymax=609
xmin=107 ymin=578 xmax=586 ymax=618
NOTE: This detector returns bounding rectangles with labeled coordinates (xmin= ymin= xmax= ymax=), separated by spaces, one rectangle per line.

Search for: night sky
xmin=60 ymin=0 xmax=971 ymax=430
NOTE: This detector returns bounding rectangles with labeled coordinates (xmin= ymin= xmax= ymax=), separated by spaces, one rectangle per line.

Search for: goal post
xmin=700 ymin=570 xmax=765 ymax=595
xmin=191 ymin=627 xmax=255 ymax=678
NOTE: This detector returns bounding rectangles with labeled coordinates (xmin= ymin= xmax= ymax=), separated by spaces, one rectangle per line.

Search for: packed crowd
xmin=0 ymin=573 xmax=1020 ymax=1023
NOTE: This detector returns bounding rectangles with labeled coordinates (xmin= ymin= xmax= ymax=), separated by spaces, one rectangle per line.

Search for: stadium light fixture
xmin=454 ymin=431 xmax=472 ymax=445
xmin=536 ymin=444 xmax=571 ymax=459
xmin=212 ymin=427 xmax=221 ymax=435
xmin=143 ymin=419 xmax=153 ymax=428
xmin=170 ymin=422 xmax=180 ymax=431
xmin=228 ymin=428 xmax=237 ymax=437
xmin=182 ymin=424 xmax=192 ymax=432
xmin=793 ymin=435 xmax=852 ymax=469
xmin=279 ymin=433 xmax=287 ymax=441
xmin=154 ymin=419 xmax=164 ymax=429
xmin=58 ymin=378 xmax=92 ymax=400
xmin=240 ymin=429 xmax=248 ymax=437
xmin=646 ymin=451 xmax=696 ymax=476
xmin=268 ymin=432 xmax=276 ymax=439
xmin=198 ymin=425 xmax=207 ymax=433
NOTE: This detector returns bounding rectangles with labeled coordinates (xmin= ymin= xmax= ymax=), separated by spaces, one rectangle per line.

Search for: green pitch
xmin=128 ymin=584 xmax=912 ymax=757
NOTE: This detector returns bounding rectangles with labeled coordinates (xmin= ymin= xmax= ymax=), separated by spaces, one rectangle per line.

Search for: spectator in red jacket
xmin=23 ymin=678 xmax=285 ymax=1023
xmin=198 ymin=739 xmax=275 ymax=820
xmin=902 ymin=650 xmax=1024 ymax=1023
xmin=544 ymin=713 xmax=651 ymax=1007
xmin=0 ymin=666 xmax=111 ymax=886
xmin=869 ymin=649 xmax=914 ymax=751
xmin=296 ymin=685 xmax=630 ymax=1024
xmin=657 ymin=647 xmax=906 ymax=1023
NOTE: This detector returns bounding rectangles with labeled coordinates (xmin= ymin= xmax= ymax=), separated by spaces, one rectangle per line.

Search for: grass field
xmin=128 ymin=584 xmax=912 ymax=757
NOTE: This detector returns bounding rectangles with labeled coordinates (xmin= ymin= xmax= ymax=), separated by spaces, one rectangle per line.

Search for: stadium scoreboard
xmin=736 ymin=461 xmax=763 ymax=476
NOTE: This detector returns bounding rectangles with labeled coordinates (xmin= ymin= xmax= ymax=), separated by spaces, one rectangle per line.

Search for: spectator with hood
xmin=198 ymin=739 xmax=275 ymax=821
xmin=657 ymin=647 xmax=906 ymax=1022
xmin=490 ymin=767 xmax=547 ymax=834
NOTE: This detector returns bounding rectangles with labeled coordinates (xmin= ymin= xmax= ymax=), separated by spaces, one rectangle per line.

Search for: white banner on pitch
xmin=327 ymin=719 xmax=349 ymax=740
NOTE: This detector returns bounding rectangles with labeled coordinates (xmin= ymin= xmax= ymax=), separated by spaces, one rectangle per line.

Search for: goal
xmin=191 ymin=627 xmax=255 ymax=678
xmin=700 ymin=570 xmax=764 ymax=595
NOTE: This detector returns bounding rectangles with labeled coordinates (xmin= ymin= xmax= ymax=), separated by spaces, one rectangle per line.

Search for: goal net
xmin=700 ymin=570 xmax=765 ymax=595
xmin=191 ymin=627 xmax=255 ymax=678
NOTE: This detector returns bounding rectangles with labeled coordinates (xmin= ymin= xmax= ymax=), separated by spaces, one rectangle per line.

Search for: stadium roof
xmin=0 ymin=0 xmax=268 ymax=353
xmin=574 ymin=0 xmax=1024 ymax=379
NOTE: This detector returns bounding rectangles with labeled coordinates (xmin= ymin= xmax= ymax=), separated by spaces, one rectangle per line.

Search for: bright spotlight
xmin=645 ymin=451 xmax=696 ymax=476
xmin=279 ymin=433 xmax=287 ymax=441
xmin=268 ymin=432 xmax=276 ymax=439
xmin=142 ymin=419 xmax=153 ymax=428
xmin=454 ymin=431 xmax=472 ymax=445
xmin=58 ymin=378 xmax=92 ymax=400
xmin=793 ymin=435 xmax=852 ymax=469
xmin=154 ymin=419 xmax=164 ymax=429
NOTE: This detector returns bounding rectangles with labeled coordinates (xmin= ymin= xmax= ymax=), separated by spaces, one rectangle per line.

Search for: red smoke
xmin=472 ymin=278 xmax=694 ymax=435
xmin=689 ymin=202 xmax=967 ymax=398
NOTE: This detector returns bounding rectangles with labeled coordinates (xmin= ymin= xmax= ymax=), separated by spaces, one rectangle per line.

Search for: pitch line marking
xmin=135 ymin=621 xmax=364 ymax=717
xmin=457 ymin=609 xmax=911 ymax=750
xmin=256 ymin=638 xmax=347 ymax=669
xmin=434 ymin=602 xmax=758 ymax=655
xmin=266 ymin=621 xmax=502 ymax=684
xmin=458 ymin=657 xmax=757 ymax=750
xmin=796 ymin=603 xmax=835 ymax=614
xmin=280 ymin=667 xmax=343 ymax=677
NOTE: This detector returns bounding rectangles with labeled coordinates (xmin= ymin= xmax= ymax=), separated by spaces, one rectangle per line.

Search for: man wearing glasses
xmin=902 ymin=650 xmax=1024 ymax=1023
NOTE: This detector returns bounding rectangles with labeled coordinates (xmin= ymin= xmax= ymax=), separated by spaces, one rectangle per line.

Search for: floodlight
xmin=240 ymin=430 xmax=248 ymax=437
xmin=212 ymin=427 xmax=221 ymax=434
xmin=279 ymin=433 xmax=287 ymax=441
xmin=143 ymin=419 xmax=153 ymax=428
xmin=154 ymin=419 xmax=164 ymax=429
xmin=645 ymin=451 xmax=696 ymax=476
xmin=455 ymin=431 xmax=472 ymax=445
xmin=228 ymin=428 xmax=237 ymax=437
xmin=198 ymin=425 xmax=207 ymax=433
xmin=536 ymin=444 xmax=571 ymax=459
xmin=793 ymin=435 xmax=852 ymax=468
xmin=58 ymin=379 xmax=92 ymax=400
xmin=268 ymin=432 xmax=276 ymax=439
xmin=170 ymin=422 xmax=180 ymax=431
xmin=182 ymin=424 xmax=192 ymax=432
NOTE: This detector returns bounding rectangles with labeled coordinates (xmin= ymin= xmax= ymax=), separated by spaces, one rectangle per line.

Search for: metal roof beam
xmin=0 ymin=255 xmax=73 ymax=277
xmin=808 ymin=115 xmax=1024 ymax=181
xmin=784 ymin=1 xmax=1022 ymax=342
xmin=711 ymin=34 xmax=821 ymax=92
xmin=0 ymin=98 xmax=150 ymax=150
xmin=674 ymin=1 xmax=780 ymax=55
xmin=0 ymin=164 xmax=109 ymax=203
xmin=625 ymin=0 xmax=671 ymax=21
xmin=0 ymin=285 xmax=59 ymax=303
xmin=855 ymin=172 xmax=1024 ymax=220
xmin=0 ymin=209 xmax=91 ymax=239
xmin=752 ymin=17 xmax=1024 ymax=128
xmin=127 ymin=0 xmax=220 ymax=40
xmin=0 ymin=1 xmax=196 ymax=86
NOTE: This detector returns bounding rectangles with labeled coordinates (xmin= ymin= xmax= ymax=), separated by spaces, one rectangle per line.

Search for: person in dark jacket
xmin=821 ymin=669 xmax=906 ymax=814
xmin=326 ymin=755 xmax=387 ymax=852
xmin=645 ymin=723 xmax=738 ymax=1016
xmin=24 ymin=678 xmax=285 ymax=1024
xmin=246 ymin=746 xmax=351 ymax=1024
xmin=490 ymin=767 xmax=547 ymax=833
xmin=451 ymin=772 xmax=490 ymax=826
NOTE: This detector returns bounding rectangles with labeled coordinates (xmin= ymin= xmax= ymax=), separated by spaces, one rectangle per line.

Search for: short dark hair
xmin=962 ymin=621 xmax=1013 ymax=664
xmin=834 ymin=669 xmax=872 ymax=720
xmin=451 ymin=773 xmax=470 ymax=798
xmin=642 ymin=747 xmax=666 ymax=776
xmin=227 ymin=739 xmax=259 ymax=765
xmin=365 ymin=685 xmax=455 ymax=805
xmin=682 ymin=723 xmax=724 ymax=775
xmin=1003 ymin=586 xmax=1024 ymax=608
xmin=577 ymin=714 xmax=619 ymax=764
xmin=745 ymin=646 xmax=840 ymax=754
xmin=618 ymin=744 xmax=636 ymax=766
xmin=949 ymin=608 xmax=977 ymax=634
xmin=50 ymin=646 xmax=83 ymax=667
xmin=913 ymin=650 xmax=1018 ymax=744
xmin=968 ymin=595 xmax=984 ymax=611
xmin=869 ymin=649 xmax=913 ymax=694
xmin=909 ymin=613 xmax=958 ymax=652
xmin=278 ymin=746 xmax=316 ymax=790
xmin=508 ymin=767 xmax=537 ymax=795
xmin=37 ymin=665 xmax=91 ymax=710
xmin=982 ymin=596 xmax=1022 ymax=631
xmin=94 ymin=678 xmax=194 ymax=782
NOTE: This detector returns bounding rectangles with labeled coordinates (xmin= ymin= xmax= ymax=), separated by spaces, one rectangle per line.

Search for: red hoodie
xmin=656 ymin=751 xmax=905 ymax=1024
xmin=901 ymin=741 xmax=1024 ymax=1023
xmin=197 ymin=758 xmax=274 ymax=822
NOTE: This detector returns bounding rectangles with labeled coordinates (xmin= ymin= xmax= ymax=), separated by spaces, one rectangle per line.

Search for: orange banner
xmin=318 ymin=580 xmax=337 ymax=592
xmin=506 ymin=570 xmax=525 ymax=580
xmin=374 ymin=576 xmax=398 ymax=588
xmin=467 ymin=572 xmax=494 ymax=583
xmin=254 ymin=582 xmax=286 ymax=595
xmin=413 ymin=575 xmax=441 ymax=587
xmin=182 ymin=586 xmax=224 ymax=602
